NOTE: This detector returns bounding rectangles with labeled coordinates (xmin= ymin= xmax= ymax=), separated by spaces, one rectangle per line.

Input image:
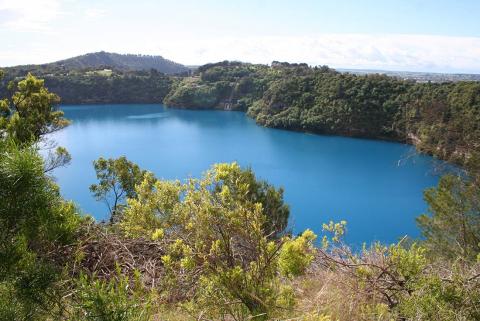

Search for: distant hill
xmin=5 ymin=51 xmax=189 ymax=75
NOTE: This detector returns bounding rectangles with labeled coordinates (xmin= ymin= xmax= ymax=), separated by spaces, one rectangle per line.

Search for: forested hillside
xmin=0 ymin=71 xmax=479 ymax=320
xmin=4 ymin=51 xmax=189 ymax=75
xmin=0 ymin=68 xmax=173 ymax=104
xmin=53 ymin=52 xmax=189 ymax=74
xmin=42 ymin=69 xmax=173 ymax=104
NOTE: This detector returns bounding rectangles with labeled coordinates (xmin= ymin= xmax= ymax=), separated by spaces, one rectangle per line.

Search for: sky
xmin=1 ymin=0 xmax=480 ymax=73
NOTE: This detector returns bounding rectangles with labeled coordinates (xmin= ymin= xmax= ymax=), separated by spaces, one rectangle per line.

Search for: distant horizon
xmin=3 ymin=50 xmax=480 ymax=76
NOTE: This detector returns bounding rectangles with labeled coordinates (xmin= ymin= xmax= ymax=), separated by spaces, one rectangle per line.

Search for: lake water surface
xmin=51 ymin=104 xmax=439 ymax=245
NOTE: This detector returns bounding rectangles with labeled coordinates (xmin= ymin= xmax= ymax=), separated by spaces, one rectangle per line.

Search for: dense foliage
xmin=43 ymin=69 xmax=173 ymax=104
xmin=0 ymin=73 xmax=69 ymax=143
xmin=417 ymin=174 xmax=480 ymax=262
xmin=250 ymin=71 xmax=410 ymax=139
xmin=400 ymin=81 xmax=480 ymax=165
xmin=1 ymin=66 xmax=173 ymax=105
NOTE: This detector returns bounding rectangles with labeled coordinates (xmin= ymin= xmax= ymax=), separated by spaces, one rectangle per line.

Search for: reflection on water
xmin=126 ymin=113 xmax=169 ymax=119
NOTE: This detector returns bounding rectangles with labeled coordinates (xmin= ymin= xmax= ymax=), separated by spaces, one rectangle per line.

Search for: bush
xmin=0 ymin=140 xmax=81 ymax=320
xmin=72 ymin=268 xmax=153 ymax=321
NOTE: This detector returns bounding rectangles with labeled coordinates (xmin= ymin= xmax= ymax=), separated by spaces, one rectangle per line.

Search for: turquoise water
xmin=51 ymin=104 xmax=439 ymax=245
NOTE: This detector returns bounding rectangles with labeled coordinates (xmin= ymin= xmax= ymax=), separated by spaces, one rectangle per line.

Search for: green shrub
xmin=73 ymin=269 xmax=153 ymax=321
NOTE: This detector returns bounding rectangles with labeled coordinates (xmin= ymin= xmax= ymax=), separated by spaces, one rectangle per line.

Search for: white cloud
xmin=1 ymin=31 xmax=480 ymax=73
xmin=85 ymin=8 xmax=107 ymax=19
xmin=154 ymin=34 xmax=480 ymax=73
xmin=0 ymin=0 xmax=62 ymax=31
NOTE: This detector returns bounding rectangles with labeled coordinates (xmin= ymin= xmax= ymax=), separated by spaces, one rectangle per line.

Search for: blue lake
xmin=51 ymin=104 xmax=439 ymax=245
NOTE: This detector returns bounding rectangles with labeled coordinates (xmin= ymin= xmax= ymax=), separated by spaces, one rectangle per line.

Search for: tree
xmin=0 ymin=72 xmax=72 ymax=173
xmin=0 ymin=139 xmax=80 ymax=320
xmin=120 ymin=162 xmax=289 ymax=239
xmin=120 ymin=162 xmax=312 ymax=320
xmin=0 ymin=73 xmax=69 ymax=144
xmin=417 ymin=174 xmax=480 ymax=261
xmin=90 ymin=156 xmax=151 ymax=222
xmin=211 ymin=165 xmax=290 ymax=239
